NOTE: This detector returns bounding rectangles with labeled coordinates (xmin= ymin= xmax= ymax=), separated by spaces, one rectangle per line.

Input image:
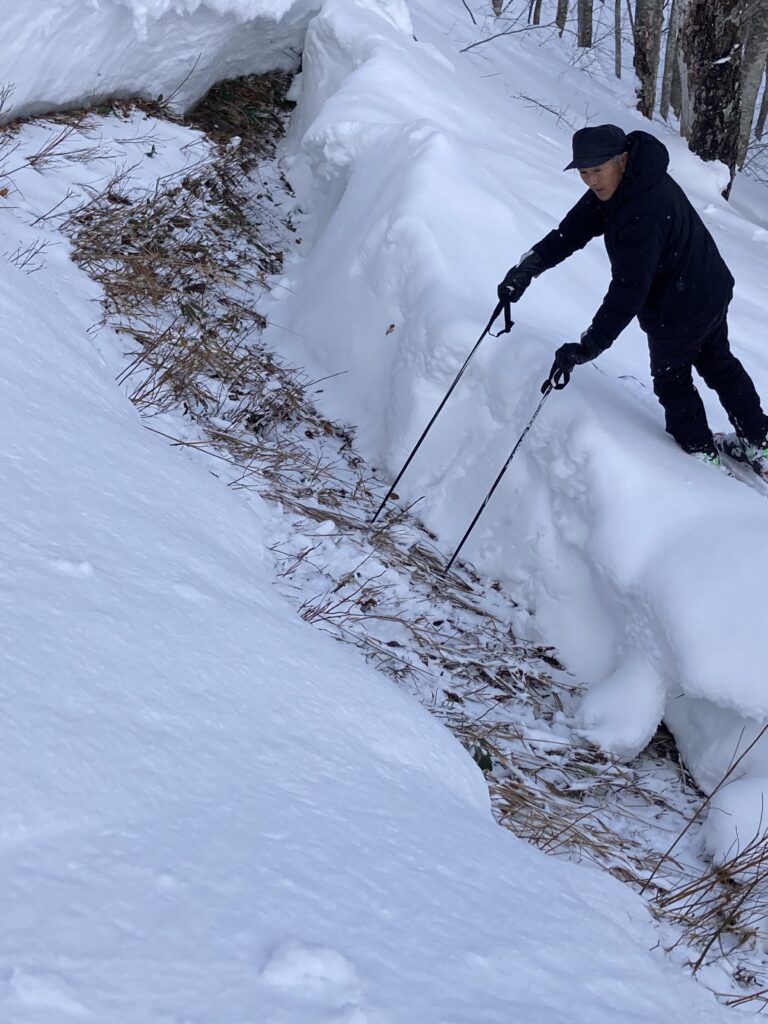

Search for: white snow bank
xmin=0 ymin=0 xmax=320 ymax=121
xmin=270 ymin=0 xmax=768 ymax=855
xmin=0 ymin=110 xmax=732 ymax=1024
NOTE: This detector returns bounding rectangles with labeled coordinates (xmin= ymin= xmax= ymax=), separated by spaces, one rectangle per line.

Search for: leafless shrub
xmin=0 ymin=82 xmax=14 ymax=118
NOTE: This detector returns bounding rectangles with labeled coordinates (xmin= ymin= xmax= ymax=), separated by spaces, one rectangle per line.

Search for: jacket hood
xmin=622 ymin=131 xmax=669 ymax=196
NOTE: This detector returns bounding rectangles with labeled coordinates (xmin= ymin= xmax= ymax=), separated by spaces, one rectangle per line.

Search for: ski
xmin=714 ymin=432 xmax=768 ymax=489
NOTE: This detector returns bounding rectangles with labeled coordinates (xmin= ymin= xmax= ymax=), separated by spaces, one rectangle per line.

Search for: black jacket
xmin=532 ymin=131 xmax=734 ymax=361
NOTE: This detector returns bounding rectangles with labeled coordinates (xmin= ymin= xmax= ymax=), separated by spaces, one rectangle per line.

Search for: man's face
xmin=578 ymin=152 xmax=629 ymax=201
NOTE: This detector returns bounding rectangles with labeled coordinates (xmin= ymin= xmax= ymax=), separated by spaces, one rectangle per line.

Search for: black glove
xmin=554 ymin=331 xmax=605 ymax=374
xmin=542 ymin=332 xmax=605 ymax=393
xmin=554 ymin=342 xmax=592 ymax=375
xmin=497 ymin=250 xmax=544 ymax=304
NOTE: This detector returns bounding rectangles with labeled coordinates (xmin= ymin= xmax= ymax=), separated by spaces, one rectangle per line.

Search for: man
xmin=498 ymin=123 xmax=768 ymax=472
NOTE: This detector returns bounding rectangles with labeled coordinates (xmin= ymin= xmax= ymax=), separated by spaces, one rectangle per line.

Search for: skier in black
xmin=498 ymin=123 xmax=768 ymax=472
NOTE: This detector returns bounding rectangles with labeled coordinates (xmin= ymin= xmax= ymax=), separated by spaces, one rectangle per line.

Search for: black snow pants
xmin=650 ymin=313 xmax=768 ymax=455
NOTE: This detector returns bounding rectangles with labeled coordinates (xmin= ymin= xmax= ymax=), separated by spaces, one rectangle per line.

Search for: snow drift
xmin=271 ymin=0 xmax=768 ymax=859
xmin=0 ymin=0 xmax=320 ymax=121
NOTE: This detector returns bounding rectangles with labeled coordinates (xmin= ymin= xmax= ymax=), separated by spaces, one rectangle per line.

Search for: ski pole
xmin=446 ymin=365 xmax=570 ymax=572
xmin=371 ymin=299 xmax=514 ymax=524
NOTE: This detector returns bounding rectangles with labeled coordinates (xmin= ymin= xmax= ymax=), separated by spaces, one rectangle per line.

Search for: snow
xmin=271 ymin=0 xmax=768 ymax=859
xmin=0 ymin=54 xmax=733 ymax=1024
xmin=1 ymin=0 xmax=768 ymax=1015
xmin=0 ymin=0 xmax=320 ymax=122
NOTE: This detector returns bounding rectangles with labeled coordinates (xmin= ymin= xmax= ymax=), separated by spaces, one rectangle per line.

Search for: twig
xmin=460 ymin=21 xmax=554 ymax=53
xmin=460 ymin=0 xmax=477 ymax=25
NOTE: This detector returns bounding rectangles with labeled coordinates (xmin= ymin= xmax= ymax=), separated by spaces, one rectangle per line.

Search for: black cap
xmin=564 ymin=124 xmax=628 ymax=170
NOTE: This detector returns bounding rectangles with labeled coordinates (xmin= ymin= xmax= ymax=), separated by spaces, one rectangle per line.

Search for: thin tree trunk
xmin=757 ymin=59 xmax=768 ymax=138
xmin=531 ymin=0 xmax=544 ymax=24
xmin=492 ymin=0 xmax=503 ymax=15
xmin=679 ymin=0 xmax=744 ymax=195
xmin=737 ymin=0 xmax=768 ymax=167
xmin=578 ymin=0 xmax=594 ymax=46
xmin=634 ymin=0 xmax=665 ymax=118
xmin=615 ymin=0 xmax=622 ymax=78
xmin=556 ymin=0 xmax=569 ymax=36
xmin=660 ymin=0 xmax=679 ymax=120
xmin=670 ymin=47 xmax=683 ymax=118
xmin=626 ymin=0 xmax=635 ymax=40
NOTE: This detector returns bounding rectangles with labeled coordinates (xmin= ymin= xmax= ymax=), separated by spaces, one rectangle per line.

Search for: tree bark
xmin=737 ymin=0 xmax=768 ymax=167
xmin=578 ymin=0 xmax=594 ymax=46
xmin=634 ymin=0 xmax=665 ymax=118
xmin=659 ymin=0 xmax=679 ymax=120
xmin=615 ymin=0 xmax=622 ymax=78
xmin=679 ymin=0 xmax=744 ymax=194
xmin=556 ymin=0 xmax=569 ymax=36
xmin=530 ymin=0 xmax=544 ymax=24
xmin=757 ymin=59 xmax=768 ymax=138
xmin=492 ymin=0 xmax=503 ymax=15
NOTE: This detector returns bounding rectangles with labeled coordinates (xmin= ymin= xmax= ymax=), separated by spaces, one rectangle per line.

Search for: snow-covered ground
xmin=2 ymin=0 xmax=768 ymax=1019
xmin=0 ymin=0 xmax=319 ymax=121
xmin=0 ymin=100 xmax=733 ymax=1024
xmin=272 ymin=0 xmax=768 ymax=863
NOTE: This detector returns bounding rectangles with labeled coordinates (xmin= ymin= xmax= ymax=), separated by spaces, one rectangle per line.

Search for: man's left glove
xmin=553 ymin=331 xmax=605 ymax=374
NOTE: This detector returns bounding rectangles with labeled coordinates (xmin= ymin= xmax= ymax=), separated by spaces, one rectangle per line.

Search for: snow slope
xmin=0 ymin=108 xmax=734 ymax=1022
xmin=0 ymin=0 xmax=319 ymax=121
xmin=272 ymin=0 xmax=768 ymax=858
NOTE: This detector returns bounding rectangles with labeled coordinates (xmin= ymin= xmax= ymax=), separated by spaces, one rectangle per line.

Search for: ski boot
xmin=714 ymin=433 xmax=768 ymax=482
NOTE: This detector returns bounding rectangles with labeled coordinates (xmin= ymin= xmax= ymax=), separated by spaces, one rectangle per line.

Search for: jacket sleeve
xmin=532 ymin=192 xmax=605 ymax=270
xmin=587 ymin=208 xmax=666 ymax=351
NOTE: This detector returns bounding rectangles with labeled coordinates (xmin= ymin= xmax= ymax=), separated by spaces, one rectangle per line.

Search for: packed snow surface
xmin=271 ymin=0 xmax=768 ymax=859
xmin=0 ymin=0 xmax=320 ymax=121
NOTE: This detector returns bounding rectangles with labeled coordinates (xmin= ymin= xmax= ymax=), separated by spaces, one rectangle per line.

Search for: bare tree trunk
xmin=530 ymin=0 xmax=544 ymax=24
xmin=492 ymin=0 xmax=503 ymax=15
xmin=578 ymin=0 xmax=594 ymax=46
xmin=615 ymin=0 xmax=622 ymax=78
xmin=757 ymin=59 xmax=768 ymax=138
xmin=556 ymin=0 xmax=569 ymax=36
xmin=635 ymin=0 xmax=665 ymax=118
xmin=659 ymin=0 xmax=679 ymax=120
xmin=679 ymin=0 xmax=744 ymax=195
xmin=626 ymin=0 xmax=635 ymax=40
xmin=670 ymin=48 xmax=683 ymax=118
xmin=737 ymin=0 xmax=768 ymax=167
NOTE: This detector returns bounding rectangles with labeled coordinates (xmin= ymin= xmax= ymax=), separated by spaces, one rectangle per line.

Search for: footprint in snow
xmin=7 ymin=966 xmax=87 ymax=1016
xmin=49 ymin=559 xmax=95 ymax=578
xmin=261 ymin=941 xmax=366 ymax=1020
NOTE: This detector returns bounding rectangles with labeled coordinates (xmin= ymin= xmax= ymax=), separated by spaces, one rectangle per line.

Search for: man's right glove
xmin=553 ymin=330 xmax=606 ymax=375
xmin=548 ymin=331 xmax=610 ymax=385
xmin=544 ymin=331 xmax=606 ymax=392
xmin=497 ymin=250 xmax=544 ymax=304
xmin=553 ymin=342 xmax=593 ymax=375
